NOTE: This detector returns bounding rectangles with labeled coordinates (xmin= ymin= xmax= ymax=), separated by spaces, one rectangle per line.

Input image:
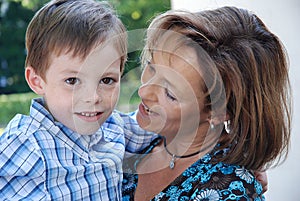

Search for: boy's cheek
xmin=110 ymin=85 xmax=121 ymax=107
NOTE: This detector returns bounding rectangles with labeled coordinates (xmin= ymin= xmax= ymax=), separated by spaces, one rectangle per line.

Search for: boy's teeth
xmin=81 ymin=112 xmax=97 ymax=117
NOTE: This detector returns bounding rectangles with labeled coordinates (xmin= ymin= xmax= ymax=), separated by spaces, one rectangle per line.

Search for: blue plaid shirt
xmin=0 ymin=98 xmax=155 ymax=200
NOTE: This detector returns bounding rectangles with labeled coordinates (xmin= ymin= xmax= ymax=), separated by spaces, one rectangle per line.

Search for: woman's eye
xmin=101 ymin=77 xmax=115 ymax=85
xmin=65 ymin=77 xmax=79 ymax=85
xmin=148 ymin=64 xmax=156 ymax=73
xmin=144 ymin=60 xmax=155 ymax=73
xmin=165 ymin=88 xmax=177 ymax=101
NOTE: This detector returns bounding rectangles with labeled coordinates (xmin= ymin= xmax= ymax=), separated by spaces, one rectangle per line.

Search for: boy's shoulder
xmin=108 ymin=110 xmax=137 ymax=124
xmin=0 ymin=114 xmax=45 ymax=162
xmin=104 ymin=110 xmax=137 ymax=127
xmin=101 ymin=110 xmax=129 ymax=135
xmin=1 ymin=114 xmax=40 ymax=142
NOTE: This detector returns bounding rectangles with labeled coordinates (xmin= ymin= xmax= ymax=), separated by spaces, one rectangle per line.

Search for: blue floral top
xmin=122 ymin=137 xmax=265 ymax=201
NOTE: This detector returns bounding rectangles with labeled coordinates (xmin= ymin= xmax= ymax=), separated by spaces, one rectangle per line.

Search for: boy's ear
xmin=25 ymin=66 xmax=45 ymax=95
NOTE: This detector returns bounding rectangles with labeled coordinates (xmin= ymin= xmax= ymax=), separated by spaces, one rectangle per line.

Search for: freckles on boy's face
xmin=41 ymin=44 xmax=122 ymax=135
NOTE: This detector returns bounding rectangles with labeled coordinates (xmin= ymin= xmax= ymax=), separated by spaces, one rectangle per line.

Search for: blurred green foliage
xmin=112 ymin=0 xmax=171 ymax=77
xmin=0 ymin=92 xmax=38 ymax=128
xmin=1 ymin=1 xmax=33 ymax=93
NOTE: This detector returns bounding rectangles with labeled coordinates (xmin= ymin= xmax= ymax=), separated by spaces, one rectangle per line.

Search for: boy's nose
xmin=84 ymin=88 xmax=102 ymax=104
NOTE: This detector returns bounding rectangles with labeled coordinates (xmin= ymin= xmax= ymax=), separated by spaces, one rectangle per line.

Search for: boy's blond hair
xmin=25 ymin=0 xmax=127 ymax=80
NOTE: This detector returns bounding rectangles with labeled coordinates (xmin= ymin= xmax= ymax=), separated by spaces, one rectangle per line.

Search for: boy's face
xmin=39 ymin=44 xmax=121 ymax=135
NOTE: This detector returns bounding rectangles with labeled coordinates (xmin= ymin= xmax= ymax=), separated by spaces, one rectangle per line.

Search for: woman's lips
xmin=138 ymin=102 xmax=158 ymax=117
xmin=138 ymin=103 xmax=149 ymax=118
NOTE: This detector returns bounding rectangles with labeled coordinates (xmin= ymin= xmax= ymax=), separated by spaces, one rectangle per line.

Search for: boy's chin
xmin=70 ymin=118 xmax=105 ymax=135
xmin=73 ymin=124 xmax=101 ymax=135
xmin=77 ymin=130 xmax=98 ymax=135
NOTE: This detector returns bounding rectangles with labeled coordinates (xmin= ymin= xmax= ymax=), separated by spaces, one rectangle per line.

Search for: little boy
xmin=0 ymin=0 xmax=154 ymax=200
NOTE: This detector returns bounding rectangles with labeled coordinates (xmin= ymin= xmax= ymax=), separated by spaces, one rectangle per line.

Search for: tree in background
xmin=0 ymin=0 xmax=170 ymax=94
xmin=112 ymin=0 xmax=170 ymax=76
xmin=1 ymin=1 xmax=29 ymax=93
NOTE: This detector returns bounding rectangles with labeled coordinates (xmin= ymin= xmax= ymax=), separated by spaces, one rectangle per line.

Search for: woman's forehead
xmin=151 ymin=48 xmax=204 ymax=97
xmin=152 ymin=46 xmax=201 ymax=74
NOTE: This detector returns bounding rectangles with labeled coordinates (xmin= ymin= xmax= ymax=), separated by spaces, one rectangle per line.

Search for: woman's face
xmin=136 ymin=46 xmax=210 ymax=140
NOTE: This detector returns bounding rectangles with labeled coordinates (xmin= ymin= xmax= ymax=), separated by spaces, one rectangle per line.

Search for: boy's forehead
xmin=54 ymin=43 xmax=121 ymax=63
xmin=48 ymin=43 xmax=121 ymax=74
xmin=84 ymin=43 xmax=121 ymax=67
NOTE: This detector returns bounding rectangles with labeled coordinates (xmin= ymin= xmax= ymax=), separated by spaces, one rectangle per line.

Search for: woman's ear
xmin=208 ymin=112 xmax=230 ymax=127
xmin=25 ymin=66 xmax=45 ymax=95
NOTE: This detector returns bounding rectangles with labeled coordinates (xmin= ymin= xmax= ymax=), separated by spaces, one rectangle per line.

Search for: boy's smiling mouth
xmin=75 ymin=111 xmax=103 ymax=122
xmin=79 ymin=112 xmax=101 ymax=117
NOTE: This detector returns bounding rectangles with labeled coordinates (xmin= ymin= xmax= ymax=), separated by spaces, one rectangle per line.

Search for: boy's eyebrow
xmin=101 ymin=72 xmax=120 ymax=79
xmin=102 ymin=66 xmax=121 ymax=75
xmin=60 ymin=69 xmax=80 ymax=75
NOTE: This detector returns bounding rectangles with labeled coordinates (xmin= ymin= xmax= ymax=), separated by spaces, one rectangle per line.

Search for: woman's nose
xmin=138 ymin=84 xmax=159 ymax=102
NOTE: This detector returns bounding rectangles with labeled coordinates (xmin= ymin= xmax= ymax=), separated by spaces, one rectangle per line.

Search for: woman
xmin=122 ymin=6 xmax=291 ymax=200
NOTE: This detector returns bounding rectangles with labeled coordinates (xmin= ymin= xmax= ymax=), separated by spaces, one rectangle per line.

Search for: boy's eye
xmin=101 ymin=77 xmax=115 ymax=85
xmin=65 ymin=77 xmax=79 ymax=85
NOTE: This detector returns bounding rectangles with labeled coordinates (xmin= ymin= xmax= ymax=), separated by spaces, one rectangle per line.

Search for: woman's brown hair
xmin=143 ymin=6 xmax=291 ymax=170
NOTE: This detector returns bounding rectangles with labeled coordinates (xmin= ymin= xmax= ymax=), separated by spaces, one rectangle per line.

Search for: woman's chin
xmin=137 ymin=108 xmax=168 ymax=134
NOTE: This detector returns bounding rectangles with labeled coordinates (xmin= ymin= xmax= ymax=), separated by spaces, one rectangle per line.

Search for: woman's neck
xmin=162 ymin=122 xmax=217 ymax=158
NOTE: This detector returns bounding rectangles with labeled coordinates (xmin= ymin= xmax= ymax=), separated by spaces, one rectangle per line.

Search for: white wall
xmin=171 ymin=0 xmax=300 ymax=200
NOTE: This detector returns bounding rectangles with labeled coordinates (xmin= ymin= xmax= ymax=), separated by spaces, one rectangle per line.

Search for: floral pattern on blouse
xmin=122 ymin=137 xmax=265 ymax=201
